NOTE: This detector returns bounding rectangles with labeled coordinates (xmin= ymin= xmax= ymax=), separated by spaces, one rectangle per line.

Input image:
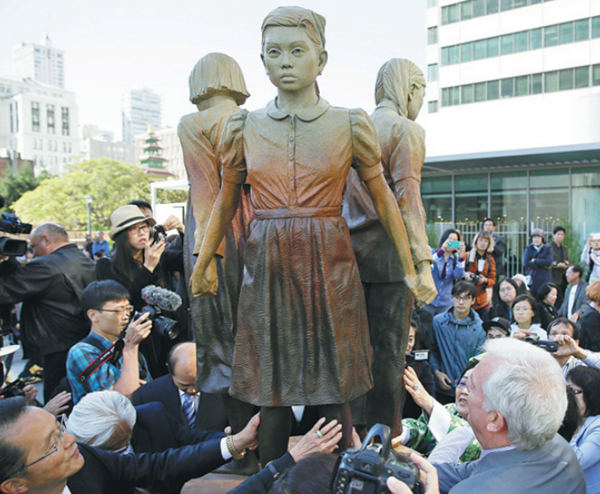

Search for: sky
xmin=0 ymin=0 xmax=427 ymax=139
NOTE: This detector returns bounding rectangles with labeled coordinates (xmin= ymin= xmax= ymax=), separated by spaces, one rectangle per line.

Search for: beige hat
xmin=109 ymin=205 xmax=156 ymax=240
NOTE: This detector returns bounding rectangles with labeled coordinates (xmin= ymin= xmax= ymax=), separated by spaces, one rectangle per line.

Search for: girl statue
xmin=178 ymin=53 xmax=257 ymax=472
xmin=191 ymin=7 xmax=435 ymax=465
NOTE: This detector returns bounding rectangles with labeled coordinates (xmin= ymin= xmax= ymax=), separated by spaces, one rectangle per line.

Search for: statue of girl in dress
xmin=192 ymin=6 xmax=436 ymax=465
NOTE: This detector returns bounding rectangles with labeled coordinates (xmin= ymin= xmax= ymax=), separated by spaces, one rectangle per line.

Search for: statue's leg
xmin=317 ymin=403 xmax=353 ymax=450
xmin=259 ymin=406 xmax=292 ymax=467
xmin=365 ymin=282 xmax=413 ymax=437
xmin=221 ymin=394 xmax=260 ymax=475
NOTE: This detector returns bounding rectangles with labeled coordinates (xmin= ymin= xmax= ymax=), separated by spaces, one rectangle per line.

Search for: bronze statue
xmin=178 ymin=53 xmax=257 ymax=473
xmin=343 ymin=58 xmax=436 ymax=436
xmin=192 ymin=7 xmax=434 ymax=466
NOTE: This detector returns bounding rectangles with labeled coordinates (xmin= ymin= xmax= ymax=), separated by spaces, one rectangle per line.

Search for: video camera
xmin=523 ymin=334 xmax=558 ymax=353
xmin=0 ymin=212 xmax=31 ymax=257
xmin=329 ymin=424 xmax=424 ymax=494
xmin=405 ymin=349 xmax=429 ymax=366
xmin=134 ymin=285 xmax=182 ymax=340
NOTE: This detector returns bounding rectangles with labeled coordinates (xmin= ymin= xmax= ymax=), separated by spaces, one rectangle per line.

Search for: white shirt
xmin=567 ymin=284 xmax=579 ymax=318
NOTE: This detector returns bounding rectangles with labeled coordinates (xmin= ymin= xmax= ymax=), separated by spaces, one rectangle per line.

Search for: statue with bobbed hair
xmin=178 ymin=52 xmax=256 ymax=473
xmin=343 ymin=58 xmax=435 ymax=436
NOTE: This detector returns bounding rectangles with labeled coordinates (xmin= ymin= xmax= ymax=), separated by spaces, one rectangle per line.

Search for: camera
xmin=405 ymin=349 xmax=429 ymax=366
xmin=469 ymin=274 xmax=481 ymax=285
xmin=523 ymin=334 xmax=558 ymax=353
xmin=0 ymin=213 xmax=31 ymax=257
xmin=0 ymin=378 xmax=26 ymax=398
xmin=329 ymin=424 xmax=424 ymax=494
xmin=152 ymin=225 xmax=167 ymax=243
xmin=134 ymin=306 xmax=180 ymax=340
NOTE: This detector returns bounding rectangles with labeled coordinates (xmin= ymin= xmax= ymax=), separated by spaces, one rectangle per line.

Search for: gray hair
xmin=31 ymin=222 xmax=68 ymax=242
xmin=482 ymin=338 xmax=566 ymax=450
xmin=66 ymin=391 xmax=136 ymax=449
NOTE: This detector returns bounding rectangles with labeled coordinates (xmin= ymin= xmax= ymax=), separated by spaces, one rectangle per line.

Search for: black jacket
xmin=0 ymin=244 xmax=96 ymax=357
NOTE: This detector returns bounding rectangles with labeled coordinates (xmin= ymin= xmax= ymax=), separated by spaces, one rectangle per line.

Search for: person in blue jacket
xmin=523 ymin=228 xmax=554 ymax=296
xmin=429 ymin=281 xmax=486 ymax=405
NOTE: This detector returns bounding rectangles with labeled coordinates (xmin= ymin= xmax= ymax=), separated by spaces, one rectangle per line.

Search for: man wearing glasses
xmin=66 ymin=280 xmax=152 ymax=404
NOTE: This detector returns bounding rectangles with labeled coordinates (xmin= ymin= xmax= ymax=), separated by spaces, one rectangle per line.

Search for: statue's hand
xmin=414 ymin=262 xmax=437 ymax=305
xmin=191 ymin=257 xmax=218 ymax=297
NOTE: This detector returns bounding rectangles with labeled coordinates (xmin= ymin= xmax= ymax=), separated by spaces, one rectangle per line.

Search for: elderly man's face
xmin=1 ymin=408 xmax=84 ymax=492
xmin=172 ymin=359 xmax=197 ymax=396
xmin=466 ymin=358 xmax=494 ymax=445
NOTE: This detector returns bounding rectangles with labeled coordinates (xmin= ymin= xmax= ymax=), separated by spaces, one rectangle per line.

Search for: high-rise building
xmin=13 ymin=35 xmax=65 ymax=88
xmin=122 ymin=87 xmax=161 ymax=144
xmin=421 ymin=0 xmax=600 ymax=261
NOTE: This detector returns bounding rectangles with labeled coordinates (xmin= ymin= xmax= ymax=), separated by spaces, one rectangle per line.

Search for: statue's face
xmin=262 ymin=26 xmax=326 ymax=94
xmin=407 ymin=85 xmax=425 ymax=121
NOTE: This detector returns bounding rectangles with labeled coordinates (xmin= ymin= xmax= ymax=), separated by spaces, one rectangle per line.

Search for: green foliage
xmin=13 ymin=158 xmax=152 ymax=230
xmin=559 ymin=220 xmax=586 ymax=275
xmin=156 ymin=189 xmax=188 ymax=205
xmin=426 ymin=223 xmax=439 ymax=248
xmin=0 ymin=165 xmax=47 ymax=212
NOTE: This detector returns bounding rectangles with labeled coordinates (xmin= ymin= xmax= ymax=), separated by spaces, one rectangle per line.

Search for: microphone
xmin=141 ymin=285 xmax=182 ymax=312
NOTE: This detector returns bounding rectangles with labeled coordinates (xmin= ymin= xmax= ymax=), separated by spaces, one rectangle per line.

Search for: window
xmin=530 ymin=28 xmax=542 ymax=49
xmin=442 ymin=88 xmax=450 ymax=107
xmin=592 ymin=17 xmax=600 ymax=38
xmin=461 ymin=42 xmax=473 ymax=62
xmin=475 ymin=39 xmax=488 ymax=59
xmin=575 ymin=66 xmax=589 ymax=88
xmin=515 ymin=31 xmax=528 ymax=52
xmin=487 ymin=80 xmax=500 ymax=100
xmin=501 ymin=34 xmax=514 ymax=55
xmin=545 ymin=25 xmax=558 ymax=47
xmin=448 ymin=4 xmax=459 ymax=23
xmin=487 ymin=38 xmax=499 ymax=57
xmin=513 ymin=0 xmax=527 ymax=6
xmin=428 ymin=100 xmax=439 ymax=113
xmin=545 ymin=71 xmax=558 ymax=92
xmin=31 ymin=102 xmax=40 ymax=132
xmin=501 ymin=78 xmax=514 ymax=98
xmin=593 ymin=65 xmax=600 ymax=86
xmin=487 ymin=0 xmax=499 ymax=14
xmin=515 ymin=75 xmax=529 ymax=96
xmin=441 ymin=47 xmax=449 ymax=66
xmin=473 ymin=0 xmax=486 ymax=17
xmin=501 ymin=0 xmax=513 ymax=11
xmin=9 ymin=103 xmax=13 ymax=133
xmin=461 ymin=1 xmax=473 ymax=20
xmin=559 ymin=22 xmax=574 ymax=44
xmin=474 ymin=82 xmax=487 ymax=102
xmin=559 ymin=68 xmax=574 ymax=90
xmin=427 ymin=0 xmax=437 ymax=7
xmin=575 ymin=19 xmax=589 ymax=41
xmin=428 ymin=63 xmax=438 ymax=82
xmin=61 ymin=107 xmax=69 ymax=136
xmin=428 ymin=26 xmax=438 ymax=45
xmin=448 ymin=45 xmax=460 ymax=65
xmin=531 ymin=73 xmax=543 ymax=94
xmin=47 ymin=104 xmax=55 ymax=134
xmin=450 ymin=86 xmax=460 ymax=106
xmin=462 ymin=84 xmax=474 ymax=104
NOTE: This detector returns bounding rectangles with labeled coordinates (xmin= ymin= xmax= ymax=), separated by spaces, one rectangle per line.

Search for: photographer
xmin=66 ymin=280 xmax=152 ymax=404
xmin=0 ymin=222 xmax=96 ymax=402
xmin=96 ymin=205 xmax=184 ymax=378
xmin=464 ymin=231 xmax=496 ymax=319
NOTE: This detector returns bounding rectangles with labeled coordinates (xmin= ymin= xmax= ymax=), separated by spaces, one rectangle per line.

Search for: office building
xmin=13 ymin=35 xmax=65 ymax=88
xmin=122 ymin=87 xmax=161 ymax=144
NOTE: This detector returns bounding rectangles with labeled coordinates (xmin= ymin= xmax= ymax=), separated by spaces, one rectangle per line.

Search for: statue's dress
xmin=221 ymin=98 xmax=382 ymax=406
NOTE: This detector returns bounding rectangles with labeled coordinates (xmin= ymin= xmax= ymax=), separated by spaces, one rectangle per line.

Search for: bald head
xmin=167 ymin=343 xmax=197 ymax=395
xmin=30 ymin=222 xmax=69 ymax=257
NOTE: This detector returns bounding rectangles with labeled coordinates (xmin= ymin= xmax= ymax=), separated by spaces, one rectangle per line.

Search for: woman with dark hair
xmin=403 ymin=319 xmax=434 ymax=419
xmin=487 ymin=278 xmax=519 ymax=321
xmin=96 ymin=205 xmax=184 ymax=377
xmin=567 ymin=366 xmax=600 ymax=494
xmin=580 ymin=281 xmax=600 ymax=353
xmin=464 ymin=230 xmax=496 ymax=318
xmin=537 ymin=282 xmax=559 ymax=330
xmin=523 ymin=228 xmax=554 ymax=296
xmin=510 ymin=294 xmax=547 ymax=340
xmin=425 ymin=229 xmax=466 ymax=317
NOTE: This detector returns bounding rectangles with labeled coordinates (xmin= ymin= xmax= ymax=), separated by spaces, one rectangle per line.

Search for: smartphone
xmin=448 ymin=240 xmax=461 ymax=249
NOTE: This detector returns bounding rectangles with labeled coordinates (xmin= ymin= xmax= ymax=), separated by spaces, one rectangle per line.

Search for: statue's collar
xmin=266 ymin=97 xmax=330 ymax=122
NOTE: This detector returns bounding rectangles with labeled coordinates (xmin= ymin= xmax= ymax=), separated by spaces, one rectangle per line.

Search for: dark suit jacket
xmin=558 ymin=281 xmax=590 ymax=318
xmin=433 ymin=434 xmax=585 ymax=494
xmin=132 ymin=374 xmax=228 ymax=432
xmin=67 ymin=440 xmax=225 ymax=494
xmin=132 ymin=402 xmax=225 ymax=454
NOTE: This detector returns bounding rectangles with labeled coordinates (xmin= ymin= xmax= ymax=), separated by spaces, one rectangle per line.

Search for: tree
xmin=13 ymin=158 xmax=152 ymax=230
xmin=0 ymin=165 xmax=46 ymax=212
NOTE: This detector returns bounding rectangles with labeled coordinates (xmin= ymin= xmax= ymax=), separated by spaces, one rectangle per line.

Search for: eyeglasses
xmin=128 ymin=223 xmax=149 ymax=235
xmin=567 ymin=385 xmax=583 ymax=395
xmin=95 ymin=306 xmax=133 ymax=316
xmin=22 ymin=414 xmax=66 ymax=473
xmin=513 ymin=307 xmax=532 ymax=314
xmin=452 ymin=295 xmax=472 ymax=303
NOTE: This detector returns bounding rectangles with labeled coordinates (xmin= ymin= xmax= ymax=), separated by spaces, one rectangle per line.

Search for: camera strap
xmin=78 ymin=333 xmax=125 ymax=384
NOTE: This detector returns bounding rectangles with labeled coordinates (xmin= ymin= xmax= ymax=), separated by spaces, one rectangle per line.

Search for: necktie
xmin=182 ymin=393 xmax=196 ymax=427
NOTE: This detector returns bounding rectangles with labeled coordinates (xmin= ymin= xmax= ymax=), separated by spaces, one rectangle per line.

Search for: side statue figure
xmin=191 ymin=7 xmax=435 ymax=466
xmin=177 ymin=53 xmax=257 ymax=473
xmin=343 ymin=58 xmax=436 ymax=436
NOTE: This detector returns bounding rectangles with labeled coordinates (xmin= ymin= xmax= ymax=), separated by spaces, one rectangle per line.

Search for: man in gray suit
xmin=558 ymin=264 xmax=589 ymax=322
xmin=391 ymin=338 xmax=585 ymax=494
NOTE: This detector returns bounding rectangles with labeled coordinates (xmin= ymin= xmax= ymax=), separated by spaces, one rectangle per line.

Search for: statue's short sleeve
xmin=220 ymin=109 xmax=248 ymax=185
xmin=349 ymin=108 xmax=383 ymax=182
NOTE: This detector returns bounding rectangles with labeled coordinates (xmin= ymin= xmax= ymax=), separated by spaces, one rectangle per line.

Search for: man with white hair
xmin=431 ymin=338 xmax=585 ymax=494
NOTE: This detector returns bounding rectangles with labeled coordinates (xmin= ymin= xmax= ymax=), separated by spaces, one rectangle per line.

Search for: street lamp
xmin=84 ymin=195 xmax=93 ymax=236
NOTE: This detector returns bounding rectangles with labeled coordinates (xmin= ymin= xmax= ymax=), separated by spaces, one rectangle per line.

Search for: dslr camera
xmin=405 ymin=349 xmax=429 ymax=366
xmin=152 ymin=225 xmax=167 ymax=243
xmin=0 ymin=378 xmax=26 ymax=398
xmin=134 ymin=285 xmax=183 ymax=340
xmin=134 ymin=305 xmax=179 ymax=340
xmin=330 ymin=424 xmax=424 ymax=494
xmin=523 ymin=334 xmax=558 ymax=353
